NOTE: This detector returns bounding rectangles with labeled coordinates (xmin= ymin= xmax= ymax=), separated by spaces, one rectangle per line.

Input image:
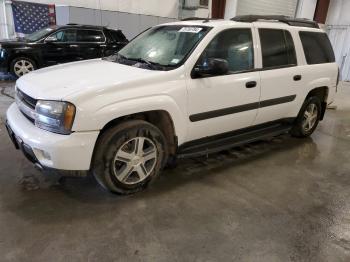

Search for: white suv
xmin=6 ymin=16 xmax=338 ymax=194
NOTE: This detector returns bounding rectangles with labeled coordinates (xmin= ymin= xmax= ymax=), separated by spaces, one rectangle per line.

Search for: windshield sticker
xmin=170 ymin=58 xmax=180 ymax=64
xmin=179 ymin=27 xmax=203 ymax=33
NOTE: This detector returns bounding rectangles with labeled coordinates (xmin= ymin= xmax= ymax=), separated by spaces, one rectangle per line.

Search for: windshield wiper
xmin=115 ymin=54 xmax=174 ymax=70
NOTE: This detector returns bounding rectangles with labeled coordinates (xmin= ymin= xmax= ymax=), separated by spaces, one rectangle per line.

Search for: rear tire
xmin=92 ymin=120 xmax=168 ymax=194
xmin=10 ymin=57 xmax=37 ymax=78
xmin=291 ymin=96 xmax=322 ymax=138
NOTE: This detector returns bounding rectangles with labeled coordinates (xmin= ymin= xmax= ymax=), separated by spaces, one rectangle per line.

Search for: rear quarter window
xmin=299 ymin=31 xmax=335 ymax=64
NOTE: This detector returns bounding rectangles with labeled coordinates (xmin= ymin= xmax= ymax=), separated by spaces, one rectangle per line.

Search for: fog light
xmin=34 ymin=149 xmax=51 ymax=161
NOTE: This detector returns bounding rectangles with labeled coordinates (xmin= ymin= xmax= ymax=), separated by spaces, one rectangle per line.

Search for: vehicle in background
xmin=0 ymin=24 xmax=128 ymax=78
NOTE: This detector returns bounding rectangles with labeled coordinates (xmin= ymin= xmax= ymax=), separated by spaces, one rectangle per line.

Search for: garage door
xmin=237 ymin=0 xmax=298 ymax=17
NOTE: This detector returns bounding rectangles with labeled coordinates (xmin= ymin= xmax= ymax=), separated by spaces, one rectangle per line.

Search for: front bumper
xmin=6 ymin=103 xmax=100 ymax=170
xmin=0 ymin=52 xmax=9 ymax=72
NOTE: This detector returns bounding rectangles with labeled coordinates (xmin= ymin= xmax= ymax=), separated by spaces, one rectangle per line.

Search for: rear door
xmin=253 ymin=26 xmax=302 ymax=125
xmin=76 ymin=29 xmax=106 ymax=59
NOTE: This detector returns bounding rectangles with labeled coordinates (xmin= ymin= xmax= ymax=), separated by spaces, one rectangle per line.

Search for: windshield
xmin=116 ymin=25 xmax=211 ymax=70
xmin=24 ymin=27 xmax=56 ymax=41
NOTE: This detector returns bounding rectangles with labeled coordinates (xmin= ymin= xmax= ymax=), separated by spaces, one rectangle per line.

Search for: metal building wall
xmin=57 ymin=6 xmax=177 ymax=40
xmin=236 ymin=0 xmax=298 ymax=17
xmin=326 ymin=0 xmax=350 ymax=81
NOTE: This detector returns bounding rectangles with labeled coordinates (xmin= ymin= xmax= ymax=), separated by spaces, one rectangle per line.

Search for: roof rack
xmin=181 ymin=17 xmax=208 ymax=21
xmin=231 ymin=15 xmax=319 ymax=29
xmin=181 ymin=17 xmax=220 ymax=23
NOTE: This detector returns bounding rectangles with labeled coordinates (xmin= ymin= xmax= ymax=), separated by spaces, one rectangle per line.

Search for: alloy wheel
xmin=302 ymin=103 xmax=318 ymax=132
xmin=113 ymin=137 xmax=158 ymax=185
xmin=14 ymin=60 xmax=34 ymax=77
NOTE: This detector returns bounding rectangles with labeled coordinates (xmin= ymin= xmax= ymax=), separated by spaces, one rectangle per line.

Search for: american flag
xmin=12 ymin=0 xmax=56 ymax=35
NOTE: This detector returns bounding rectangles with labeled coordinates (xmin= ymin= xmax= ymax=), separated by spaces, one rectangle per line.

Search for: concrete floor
xmin=1 ymin=81 xmax=350 ymax=262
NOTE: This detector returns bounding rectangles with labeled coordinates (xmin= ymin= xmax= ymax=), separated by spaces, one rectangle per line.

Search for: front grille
xmin=16 ymin=88 xmax=37 ymax=109
xmin=15 ymin=88 xmax=37 ymax=123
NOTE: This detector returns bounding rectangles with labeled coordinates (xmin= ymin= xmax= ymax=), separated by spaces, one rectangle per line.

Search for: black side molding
xmin=190 ymin=95 xmax=296 ymax=122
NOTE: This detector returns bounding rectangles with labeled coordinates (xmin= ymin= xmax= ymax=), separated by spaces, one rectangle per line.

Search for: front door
xmin=42 ymin=29 xmax=79 ymax=65
xmin=186 ymin=28 xmax=260 ymax=141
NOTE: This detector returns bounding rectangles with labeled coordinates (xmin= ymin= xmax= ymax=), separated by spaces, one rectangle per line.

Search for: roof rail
xmin=181 ymin=17 xmax=220 ymax=23
xmin=231 ymin=15 xmax=319 ymax=29
xmin=181 ymin=17 xmax=208 ymax=21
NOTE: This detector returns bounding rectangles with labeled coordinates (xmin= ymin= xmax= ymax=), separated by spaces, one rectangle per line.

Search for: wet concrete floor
xmin=0 ymin=81 xmax=350 ymax=261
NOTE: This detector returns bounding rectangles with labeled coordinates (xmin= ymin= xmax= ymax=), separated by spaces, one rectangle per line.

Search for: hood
xmin=0 ymin=38 xmax=29 ymax=47
xmin=16 ymin=59 xmax=162 ymax=100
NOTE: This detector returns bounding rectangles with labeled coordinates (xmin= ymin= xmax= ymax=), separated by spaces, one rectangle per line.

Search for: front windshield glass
xmin=117 ymin=25 xmax=211 ymax=70
xmin=24 ymin=27 xmax=56 ymax=41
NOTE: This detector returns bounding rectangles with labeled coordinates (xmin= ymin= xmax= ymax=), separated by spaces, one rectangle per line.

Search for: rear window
xmin=259 ymin=29 xmax=297 ymax=69
xmin=108 ymin=29 xmax=127 ymax=42
xmin=299 ymin=31 xmax=335 ymax=64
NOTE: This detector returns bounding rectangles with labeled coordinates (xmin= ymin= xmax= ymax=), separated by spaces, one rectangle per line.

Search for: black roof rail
xmin=181 ymin=17 xmax=208 ymax=21
xmin=231 ymin=15 xmax=319 ymax=29
xmin=181 ymin=17 xmax=220 ymax=23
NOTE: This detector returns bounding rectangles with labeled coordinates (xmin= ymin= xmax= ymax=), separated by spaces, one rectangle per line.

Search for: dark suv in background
xmin=0 ymin=24 xmax=128 ymax=78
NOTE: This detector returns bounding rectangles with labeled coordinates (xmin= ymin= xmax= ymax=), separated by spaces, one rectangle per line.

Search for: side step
xmin=177 ymin=123 xmax=292 ymax=159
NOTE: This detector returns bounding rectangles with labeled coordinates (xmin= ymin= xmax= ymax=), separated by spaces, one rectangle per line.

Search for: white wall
xmin=0 ymin=0 xmax=7 ymax=39
xmin=326 ymin=0 xmax=350 ymax=81
xmin=295 ymin=0 xmax=317 ymax=19
xmin=326 ymin=0 xmax=350 ymax=25
xmin=224 ymin=0 xmax=238 ymax=19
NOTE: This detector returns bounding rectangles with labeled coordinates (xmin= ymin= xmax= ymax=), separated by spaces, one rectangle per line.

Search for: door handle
xmin=293 ymin=75 xmax=302 ymax=81
xmin=246 ymin=81 xmax=257 ymax=88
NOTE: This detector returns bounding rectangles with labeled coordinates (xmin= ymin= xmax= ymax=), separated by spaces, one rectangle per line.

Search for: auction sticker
xmin=179 ymin=27 xmax=202 ymax=33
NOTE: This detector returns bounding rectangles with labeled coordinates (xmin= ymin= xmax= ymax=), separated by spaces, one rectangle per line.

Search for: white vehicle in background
xmin=6 ymin=15 xmax=338 ymax=194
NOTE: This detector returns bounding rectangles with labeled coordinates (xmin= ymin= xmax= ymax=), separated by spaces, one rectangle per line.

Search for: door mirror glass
xmin=193 ymin=58 xmax=229 ymax=77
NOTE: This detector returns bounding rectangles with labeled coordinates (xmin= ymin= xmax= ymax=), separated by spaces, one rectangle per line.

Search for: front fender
xmin=73 ymin=95 xmax=188 ymax=145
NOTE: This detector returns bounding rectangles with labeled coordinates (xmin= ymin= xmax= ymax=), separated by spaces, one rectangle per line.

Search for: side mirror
xmin=192 ymin=58 xmax=229 ymax=78
xmin=45 ymin=36 xmax=58 ymax=43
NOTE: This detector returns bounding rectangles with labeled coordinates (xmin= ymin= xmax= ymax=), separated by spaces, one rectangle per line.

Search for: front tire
xmin=92 ymin=120 xmax=167 ymax=194
xmin=291 ymin=96 xmax=322 ymax=138
xmin=10 ymin=57 xmax=37 ymax=78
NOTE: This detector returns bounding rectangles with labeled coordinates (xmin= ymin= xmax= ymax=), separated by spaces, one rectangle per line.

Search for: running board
xmin=177 ymin=122 xmax=293 ymax=159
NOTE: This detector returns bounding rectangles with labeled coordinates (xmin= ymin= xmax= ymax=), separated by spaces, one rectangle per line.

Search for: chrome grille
xmin=16 ymin=88 xmax=37 ymax=109
xmin=15 ymin=88 xmax=37 ymax=123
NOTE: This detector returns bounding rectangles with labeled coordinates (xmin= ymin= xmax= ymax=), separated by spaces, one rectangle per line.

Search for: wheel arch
xmin=98 ymin=110 xmax=178 ymax=156
xmin=306 ymin=86 xmax=329 ymax=120
xmin=8 ymin=53 xmax=39 ymax=72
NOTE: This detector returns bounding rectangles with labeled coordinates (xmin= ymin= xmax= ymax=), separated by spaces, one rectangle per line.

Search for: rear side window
xmin=259 ymin=29 xmax=297 ymax=69
xmin=299 ymin=31 xmax=335 ymax=64
xmin=76 ymin=30 xmax=105 ymax=42
xmin=108 ymin=30 xmax=127 ymax=42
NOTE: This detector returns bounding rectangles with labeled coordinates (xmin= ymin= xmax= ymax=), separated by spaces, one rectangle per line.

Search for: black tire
xmin=291 ymin=96 xmax=322 ymax=138
xmin=10 ymin=57 xmax=37 ymax=78
xmin=92 ymin=120 xmax=168 ymax=194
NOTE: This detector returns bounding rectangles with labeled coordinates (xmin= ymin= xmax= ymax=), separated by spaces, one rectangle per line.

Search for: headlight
xmin=35 ymin=100 xmax=76 ymax=135
xmin=0 ymin=48 xmax=5 ymax=59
